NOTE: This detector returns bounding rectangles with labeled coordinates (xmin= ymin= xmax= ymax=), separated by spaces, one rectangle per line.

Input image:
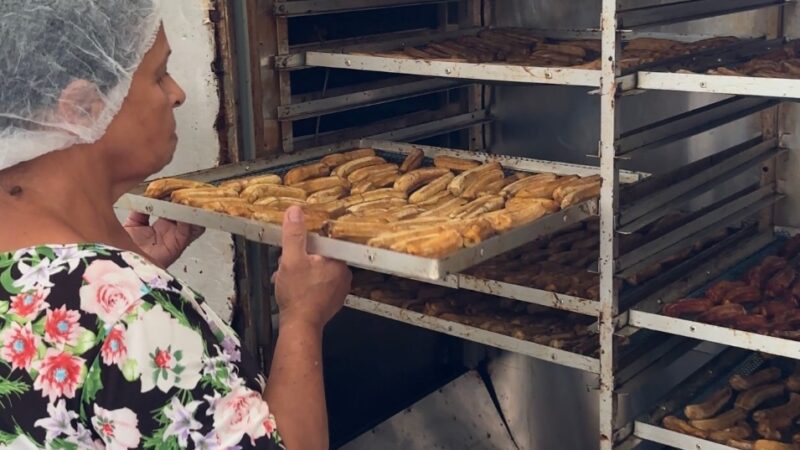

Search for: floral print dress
xmin=0 ymin=244 xmax=283 ymax=450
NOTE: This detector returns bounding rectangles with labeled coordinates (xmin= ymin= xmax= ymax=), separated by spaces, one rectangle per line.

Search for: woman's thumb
xmin=281 ymin=207 xmax=308 ymax=265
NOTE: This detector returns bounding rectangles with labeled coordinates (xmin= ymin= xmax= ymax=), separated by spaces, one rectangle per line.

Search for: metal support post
xmin=599 ymin=0 xmax=621 ymax=448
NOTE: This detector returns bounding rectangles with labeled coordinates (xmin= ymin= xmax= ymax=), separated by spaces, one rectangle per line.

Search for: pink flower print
xmin=9 ymin=288 xmax=50 ymax=321
xmin=33 ymin=349 xmax=85 ymax=401
xmin=91 ymin=405 xmax=141 ymax=450
xmin=213 ymin=385 xmax=274 ymax=446
xmin=44 ymin=306 xmax=81 ymax=346
xmin=79 ymin=260 xmax=145 ymax=325
xmin=0 ymin=322 xmax=41 ymax=371
xmin=101 ymin=325 xmax=127 ymax=366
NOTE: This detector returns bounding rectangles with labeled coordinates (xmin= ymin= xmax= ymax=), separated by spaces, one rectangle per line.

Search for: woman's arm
xmin=265 ymin=207 xmax=351 ymax=450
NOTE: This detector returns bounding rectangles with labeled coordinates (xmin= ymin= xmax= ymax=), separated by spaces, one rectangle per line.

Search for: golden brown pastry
xmin=306 ymin=186 xmax=347 ymax=204
xmin=409 ymin=172 xmax=456 ymax=204
xmin=399 ymin=149 xmax=424 ymax=173
xmin=448 ymin=162 xmax=503 ymax=197
xmin=241 ymin=184 xmax=307 ymax=203
xmin=662 ymin=416 xmax=709 ymax=439
xmin=284 ymin=162 xmax=331 ymax=185
xmin=482 ymin=205 xmax=550 ymax=232
xmin=433 ymin=155 xmax=482 ymax=172
xmin=735 ymin=384 xmax=785 ymax=411
xmin=333 ymin=156 xmax=386 ymax=179
xmin=731 ymin=368 xmax=782 ymax=391
xmin=218 ymin=174 xmax=282 ymax=192
xmin=145 ymin=178 xmax=214 ymax=199
xmin=171 ymin=187 xmax=239 ymax=203
xmin=320 ymin=148 xmax=376 ymax=168
xmin=293 ymin=176 xmax=349 ymax=194
xmin=347 ymin=163 xmax=399 ymax=183
xmin=500 ymin=172 xmax=559 ymax=197
xmin=690 ymin=409 xmax=747 ymax=431
xmin=394 ymin=167 xmax=452 ymax=195
xmin=449 ymin=195 xmax=505 ymax=219
xmin=461 ymin=169 xmax=505 ymax=200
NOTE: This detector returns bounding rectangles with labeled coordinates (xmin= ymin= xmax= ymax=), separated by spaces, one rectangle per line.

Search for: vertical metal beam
xmin=252 ymin=0 xmax=283 ymax=156
xmin=461 ymin=0 xmax=485 ymax=150
xmin=599 ymin=0 xmax=620 ymax=448
xmin=276 ymin=17 xmax=295 ymax=152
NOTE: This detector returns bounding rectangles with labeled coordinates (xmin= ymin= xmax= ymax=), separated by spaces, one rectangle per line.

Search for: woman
xmin=0 ymin=1 xmax=351 ymax=449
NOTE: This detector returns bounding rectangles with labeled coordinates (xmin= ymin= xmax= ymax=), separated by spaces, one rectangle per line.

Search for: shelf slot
xmin=344 ymin=295 xmax=601 ymax=373
xmin=616 ymin=184 xmax=779 ymax=273
xmin=617 ymin=96 xmax=778 ymax=156
xmin=619 ymin=138 xmax=780 ymax=232
xmin=618 ymin=0 xmax=787 ymax=29
xmin=274 ymin=0 xmax=453 ymax=17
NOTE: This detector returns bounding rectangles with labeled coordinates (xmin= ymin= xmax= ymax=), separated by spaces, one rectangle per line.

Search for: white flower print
xmin=192 ymin=430 xmax=222 ymax=450
xmin=221 ymin=336 xmax=241 ymax=363
xmin=68 ymin=423 xmax=97 ymax=449
xmin=79 ymin=260 xmax=145 ymax=325
xmin=53 ymin=246 xmax=97 ymax=273
xmin=163 ymin=397 xmax=203 ymax=447
xmin=0 ymin=435 xmax=39 ymax=449
xmin=14 ymin=258 xmax=63 ymax=292
xmin=125 ymin=305 xmax=204 ymax=393
xmin=34 ymin=399 xmax=78 ymax=441
xmin=214 ymin=385 xmax=275 ymax=446
xmin=120 ymin=252 xmax=173 ymax=288
xmin=91 ymin=405 xmax=141 ymax=450
xmin=204 ymin=391 xmax=222 ymax=416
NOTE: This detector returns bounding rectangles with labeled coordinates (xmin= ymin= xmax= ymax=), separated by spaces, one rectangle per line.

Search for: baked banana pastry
xmin=293 ymin=176 xmax=349 ymax=194
xmin=284 ymin=162 xmax=330 ymax=185
xmin=433 ymin=155 xmax=481 ymax=172
xmin=394 ymin=167 xmax=452 ymax=195
xmin=460 ymin=169 xmax=505 ymax=200
xmin=219 ymin=174 xmax=282 ymax=192
xmin=306 ymin=186 xmax=347 ymax=204
xmin=500 ymin=172 xmax=558 ymax=197
xmin=515 ymin=176 xmax=579 ymax=199
xmin=241 ymin=184 xmax=307 ymax=203
xmin=145 ymin=178 xmax=214 ymax=199
xmin=409 ymin=172 xmax=455 ymax=204
xmin=350 ymin=171 xmax=399 ymax=194
xmin=333 ymin=156 xmax=386 ymax=179
xmin=321 ymin=148 xmax=376 ymax=168
xmin=347 ymin=163 xmax=399 ymax=183
xmin=448 ymin=162 xmax=502 ymax=197
xmin=251 ymin=207 xmax=329 ymax=231
xmin=171 ymin=187 xmax=239 ymax=203
xmin=400 ymin=149 xmax=424 ymax=173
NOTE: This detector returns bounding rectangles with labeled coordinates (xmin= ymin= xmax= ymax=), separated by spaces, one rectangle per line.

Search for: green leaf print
xmin=143 ymin=402 xmax=183 ymax=450
xmin=69 ymin=329 xmax=97 ymax=355
xmin=49 ymin=438 xmax=78 ymax=450
xmin=0 ymin=300 xmax=8 ymax=315
xmin=0 ymin=267 xmax=20 ymax=295
xmin=0 ymin=375 xmax=29 ymax=408
xmin=150 ymin=291 xmax=191 ymax=328
xmin=35 ymin=246 xmax=56 ymax=263
xmin=80 ymin=358 xmax=103 ymax=417
xmin=0 ymin=429 xmax=16 ymax=445
xmin=31 ymin=316 xmax=45 ymax=335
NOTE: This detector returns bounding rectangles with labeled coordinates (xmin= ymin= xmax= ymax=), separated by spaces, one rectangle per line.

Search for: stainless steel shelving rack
xmin=167 ymin=0 xmax=800 ymax=448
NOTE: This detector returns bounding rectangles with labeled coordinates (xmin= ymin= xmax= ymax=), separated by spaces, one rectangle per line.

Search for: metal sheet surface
xmin=340 ymin=371 xmax=517 ymax=450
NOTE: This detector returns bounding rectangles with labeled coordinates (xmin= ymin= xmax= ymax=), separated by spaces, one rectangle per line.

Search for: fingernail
xmin=288 ymin=207 xmax=302 ymax=223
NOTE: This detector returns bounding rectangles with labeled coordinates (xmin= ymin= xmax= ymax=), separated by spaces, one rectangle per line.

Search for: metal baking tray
xmin=629 ymin=232 xmax=800 ymax=362
xmin=634 ymin=349 xmax=800 ymax=450
xmin=344 ymin=293 xmax=601 ymax=373
xmin=119 ymin=139 xmax=645 ymax=281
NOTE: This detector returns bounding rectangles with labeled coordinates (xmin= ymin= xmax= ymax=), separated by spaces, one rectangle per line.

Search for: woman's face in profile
xmin=98 ymin=26 xmax=186 ymax=183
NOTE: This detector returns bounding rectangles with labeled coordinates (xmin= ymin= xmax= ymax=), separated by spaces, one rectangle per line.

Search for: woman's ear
xmin=57 ymin=79 xmax=105 ymax=128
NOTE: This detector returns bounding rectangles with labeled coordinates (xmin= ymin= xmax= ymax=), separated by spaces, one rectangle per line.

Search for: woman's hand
xmin=274 ymin=206 xmax=351 ymax=329
xmin=123 ymin=212 xmax=205 ymax=269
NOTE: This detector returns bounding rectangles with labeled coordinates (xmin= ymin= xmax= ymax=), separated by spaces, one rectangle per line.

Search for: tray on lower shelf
xmin=635 ymin=349 xmax=800 ymax=450
xmin=630 ymin=232 xmax=800 ymax=362
xmin=348 ymin=270 xmax=604 ymax=373
xmin=120 ymin=139 xmax=644 ymax=281
xmin=635 ymin=38 xmax=800 ymax=99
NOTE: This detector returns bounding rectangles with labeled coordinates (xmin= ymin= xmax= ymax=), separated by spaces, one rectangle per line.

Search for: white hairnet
xmin=0 ymin=0 xmax=162 ymax=170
